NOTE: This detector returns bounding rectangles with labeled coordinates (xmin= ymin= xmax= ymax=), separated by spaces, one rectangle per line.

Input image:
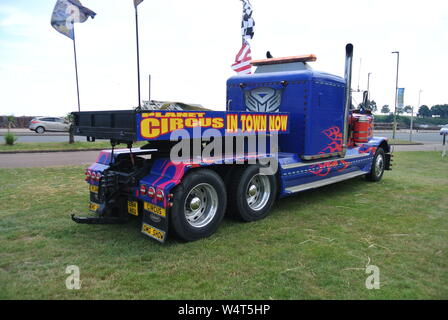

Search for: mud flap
xmin=140 ymin=202 xmax=169 ymax=243
xmin=385 ymin=153 xmax=393 ymax=170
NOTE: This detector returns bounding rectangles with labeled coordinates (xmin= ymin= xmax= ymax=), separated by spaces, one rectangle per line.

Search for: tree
xmin=358 ymin=99 xmax=377 ymax=112
xmin=418 ymin=105 xmax=431 ymax=118
xmin=430 ymin=104 xmax=448 ymax=118
xmin=403 ymin=105 xmax=413 ymax=114
xmin=381 ymin=105 xmax=390 ymax=114
xmin=65 ymin=113 xmax=75 ymax=144
xmin=368 ymin=100 xmax=378 ymax=113
xmin=4 ymin=115 xmax=17 ymax=145
xmin=6 ymin=115 xmax=15 ymax=133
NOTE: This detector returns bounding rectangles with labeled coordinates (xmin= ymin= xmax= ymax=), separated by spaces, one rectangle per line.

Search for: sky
xmin=0 ymin=0 xmax=447 ymax=117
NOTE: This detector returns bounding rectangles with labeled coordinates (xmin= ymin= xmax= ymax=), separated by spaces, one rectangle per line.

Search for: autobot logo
xmin=245 ymin=87 xmax=282 ymax=112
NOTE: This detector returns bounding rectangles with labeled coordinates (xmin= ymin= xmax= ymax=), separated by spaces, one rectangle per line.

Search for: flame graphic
xmin=311 ymin=126 xmax=349 ymax=176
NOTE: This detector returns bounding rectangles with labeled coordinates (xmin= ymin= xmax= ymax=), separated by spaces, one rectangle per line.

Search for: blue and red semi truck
xmin=72 ymin=44 xmax=392 ymax=243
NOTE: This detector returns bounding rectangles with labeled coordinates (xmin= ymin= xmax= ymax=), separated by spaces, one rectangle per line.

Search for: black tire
xmin=35 ymin=126 xmax=45 ymax=134
xmin=170 ymin=169 xmax=226 ymax=242
xmin=366 ymin=147 xmax=385 ymax=182
xmin=228 ymin=165 xmax=277 ymax=222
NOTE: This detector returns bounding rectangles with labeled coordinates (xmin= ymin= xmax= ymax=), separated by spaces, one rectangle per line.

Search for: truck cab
xmin=227 ymin=55 xmax=346 ymax=159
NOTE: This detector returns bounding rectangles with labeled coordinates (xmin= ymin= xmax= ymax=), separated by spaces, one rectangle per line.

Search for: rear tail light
xmin=156 ymin=189 xmax=164 ymax=201
xmin=31 ymin=120 xmax=40 ymax=124
xmin=140 ymin=185 xmax=147 ymax=196
xmin=148 ymin=187 xmax=155 ymax=198
xmin=89 ymin=172 xmax=99 ymax=181
xmin=85 ymin=170 xmax=102 ymax=182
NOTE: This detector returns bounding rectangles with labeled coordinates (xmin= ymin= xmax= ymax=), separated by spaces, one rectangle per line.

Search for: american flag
xmin=231 ymin=42 xmax=252 ymax=75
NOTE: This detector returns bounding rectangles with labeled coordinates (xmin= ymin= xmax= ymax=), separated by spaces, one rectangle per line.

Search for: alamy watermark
xmin=65 ymin=265 xmax=81 ymax=290
xmin=169 ymin=127 xmax=279 ymax=175
xmin=365 ymin=265 xmax=380 ymax=290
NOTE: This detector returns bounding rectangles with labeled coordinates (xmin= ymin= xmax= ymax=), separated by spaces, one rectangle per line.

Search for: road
xmin=2 ymin=129 xmax=444 ymax=144
xmin=14 ymin=135 xmax=90 ymax=143
xmin=377 ymin=131 xmax=444 ymax=143
xmin=0 ymin=151 xmax=99 ymax=168
xmin=0 ymin=129 xmax=106 ymax=143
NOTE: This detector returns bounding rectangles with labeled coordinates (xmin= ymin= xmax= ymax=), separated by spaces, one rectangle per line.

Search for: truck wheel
xmin=228 ymin=165 xmax=277 ymax=222
xmin=366 ymin=147 xmax=385 ymax=182
xmin=170 ymin=169 xmax=226 ymax=241
xmin=35 ymin=126 xmax=45 ymax=134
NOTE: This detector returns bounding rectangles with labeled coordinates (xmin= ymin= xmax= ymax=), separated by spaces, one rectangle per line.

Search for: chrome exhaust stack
xmin=342 ymin=43 xmax=353 ymax=156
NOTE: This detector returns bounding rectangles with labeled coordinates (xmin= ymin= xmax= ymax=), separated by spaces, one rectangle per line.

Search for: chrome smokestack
xmin=342 ymin=43 xmax=353 ymax=156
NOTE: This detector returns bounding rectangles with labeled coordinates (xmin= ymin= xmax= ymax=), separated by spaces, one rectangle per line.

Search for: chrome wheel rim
xmin=184 ymin=183 xmax=218 ymax=228
xmin=375 ymin=154 xmax=384 ymax=178
xmin=246 ymin=174 xmax=271 ymax=211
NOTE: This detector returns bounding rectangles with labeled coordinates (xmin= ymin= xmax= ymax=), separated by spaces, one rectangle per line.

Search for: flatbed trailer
xmin=72 ymin=44 xmax=392 ymax=243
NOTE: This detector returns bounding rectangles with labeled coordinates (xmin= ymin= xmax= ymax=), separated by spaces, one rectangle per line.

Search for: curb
xmin=389 ymin=143 xmax=424 ymax=146
xmin=0 ymin=134 xmax=69 ymax=137
xmin=0 ymin=148 xmax=105 ymax=155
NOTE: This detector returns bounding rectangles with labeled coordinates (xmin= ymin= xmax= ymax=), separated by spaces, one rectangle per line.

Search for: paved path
xmin=0 ymin=129 xmax=108 ymax=143
xmin=0 ymin=128 xmax=68 ymax=136
xmin=0 ymin=151 xmax=99 ymax=168
xmin=0 ymin=144 xmax=445 ymax=168
xmin=2 ymin=128 xmax=445 ymax=143
xmin=377 ymin=131 xmax=444 ymax=143
xmin=392 ymin=144 xmax=443 ymax=152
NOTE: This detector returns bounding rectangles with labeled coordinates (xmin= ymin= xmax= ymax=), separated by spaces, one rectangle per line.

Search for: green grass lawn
xmin=0 ymin=152 xmax=447 ymax=299
xmin=0 ymin=141 xmax=147 ymax=153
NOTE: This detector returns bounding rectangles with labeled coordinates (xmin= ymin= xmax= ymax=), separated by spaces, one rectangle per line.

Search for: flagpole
xmin=241 ymin=0 xmax=245 ymax=46
xmin=72 ymin=25 xmax=81 ymax=112
xmin=134 ymin=5 xmax=142 ymax=108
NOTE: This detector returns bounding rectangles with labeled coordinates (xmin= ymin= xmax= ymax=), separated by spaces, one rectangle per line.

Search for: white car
xmin=29 ymin=117 xmax=70 ymax=134
xmin=440 ymin=124 xmax=448 ymax=135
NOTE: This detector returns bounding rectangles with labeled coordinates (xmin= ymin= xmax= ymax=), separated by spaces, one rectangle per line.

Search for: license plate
xmin=144 ymin=202 xmax=166 ymax=217
xmin=142 ymin=223 xmax=165 ymax=242
xmin=89 ymin=185 xmax=99 ymax=193
xmin=128 ymin=201 xmax=138 ymax=216
xmin=89 ymin=202 xmax=99 ymax=212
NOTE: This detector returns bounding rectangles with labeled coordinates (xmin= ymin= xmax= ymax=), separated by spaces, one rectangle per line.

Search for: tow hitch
xmin=71 ymin=214 xmax=130 ymax=225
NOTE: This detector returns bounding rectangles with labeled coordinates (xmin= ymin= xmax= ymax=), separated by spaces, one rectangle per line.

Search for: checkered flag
xmin=134 ymin=0 xmax=143 ymax=8
xmin=241 ymin=0 xmax=255 ymax=42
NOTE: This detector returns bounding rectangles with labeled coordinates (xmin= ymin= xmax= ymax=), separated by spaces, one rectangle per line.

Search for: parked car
xmin=440 ymin=124 xmax=448 ymax=135
xmin=28 ymin=117 xmax=70 ymax=133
